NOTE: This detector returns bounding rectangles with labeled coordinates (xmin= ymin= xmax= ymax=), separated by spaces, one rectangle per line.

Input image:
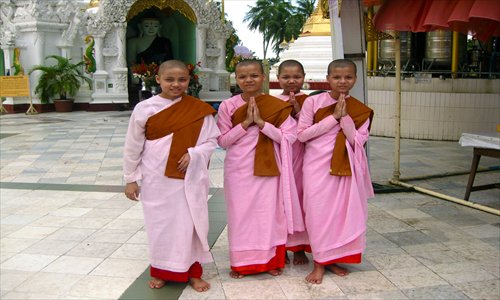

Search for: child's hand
xmin=242 ymin=98 xmax=254 ymax=129
xmin=333 ymin=94 xmax=347 ymax=120
xmin=125 ymin=182 xmax=140 ymax=201
xmin=289 ymin=92 xmax=301 ymax=117
xmin=177 ymin=153 xmax=190 ymax=173
xmin=339 ymin=93 xmax=348 ymax=117
xmin=252 ymin=98 xmax=265 ymax=129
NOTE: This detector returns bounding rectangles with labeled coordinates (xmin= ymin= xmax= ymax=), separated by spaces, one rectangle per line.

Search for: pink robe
xmin=275 ymin=93 xmax=310 ymax=250
xmin=123 ymin=95 xmax=220 ymax=273
xmin=217 ymin=94 xmax=302 ymax=268
xmin=297 ymin=92 xmax=374 ymax=263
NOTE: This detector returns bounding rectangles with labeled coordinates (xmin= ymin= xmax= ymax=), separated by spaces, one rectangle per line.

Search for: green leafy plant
xmin=29 ymin=55 xmax=92 ymax=104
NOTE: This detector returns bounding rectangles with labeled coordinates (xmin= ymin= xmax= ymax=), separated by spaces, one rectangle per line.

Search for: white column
xmin=114 ymin=22 xmax=127 ymax=68
xmin=217 ymin=37 xmax=226 ymax=71
xmin=330 ymin=0 xmax=344 ymax=59
xmin=94 ymin=35 xmax=105 ymax=71
xmin=35 ymin=32 xmax=46 ymax=66
xmin=196 ymin=24 xmax=209 ymax=65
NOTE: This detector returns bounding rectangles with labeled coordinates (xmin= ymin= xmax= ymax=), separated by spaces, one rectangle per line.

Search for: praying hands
xmin=332 ymin=93 xmax=348 ymax=121
xmin=242 ymin=97 xmax=265 ymax=129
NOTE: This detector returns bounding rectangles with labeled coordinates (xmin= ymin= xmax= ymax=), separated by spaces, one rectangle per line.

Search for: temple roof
xmin=300 ymin=2 xmax=331 ymax=37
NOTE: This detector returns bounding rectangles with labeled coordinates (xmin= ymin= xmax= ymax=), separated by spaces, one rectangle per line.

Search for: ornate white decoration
xmin=60 ymin=3 xmax=85 ymax=46
xmin=102 ymin=47 xmax=118 ymax=57
xmin=113 ymin=70 xmax=128 ymax=93
xmin=0 ymin=0 xmax=16 ymax=46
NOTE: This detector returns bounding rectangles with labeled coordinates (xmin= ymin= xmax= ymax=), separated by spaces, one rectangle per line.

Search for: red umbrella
xmin=373 ymin=0 xmax=500 ymax=41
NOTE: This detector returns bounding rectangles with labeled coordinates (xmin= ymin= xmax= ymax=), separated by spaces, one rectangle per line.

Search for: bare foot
xmin=305 ymin=262 xmax=325 ymax=284
xmin=285 ymin=252 xmax=290 ymax=264
xmin=326 ymin=264 xmax=349 ymax=276
xmin=267 ymin=268 xmax=283 ymax=276
xmin=229 ymin=271 xmax=244 ymax=279
xmin=189 ymin=277 xmax=210 ymax=292
xmin=148 ymin=277 xmax=166 ymax=289
xmin=293 ymin=251 xmax=309 ymax=265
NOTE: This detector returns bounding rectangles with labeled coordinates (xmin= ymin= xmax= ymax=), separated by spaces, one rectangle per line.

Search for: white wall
xmin=367 ymin=77 xmax=500 ymax=140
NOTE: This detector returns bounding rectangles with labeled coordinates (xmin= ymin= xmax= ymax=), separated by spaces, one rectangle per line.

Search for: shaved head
xmin=327 ymin=59 xmax=357 ymax=75
xmin=158 ymin=59 xmax=189 ymax=75
xmin=235 ymin=60 xmax=264 ymax=75
xmin=278 ymin=59 xmax=305 ymax=76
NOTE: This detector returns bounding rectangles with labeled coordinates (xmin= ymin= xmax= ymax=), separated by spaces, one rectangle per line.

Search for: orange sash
xmin=313 ymin=96 xmax=373 ymax=176
xmin=232 ymin=94 xmax=293 ymax=176
xmin=145 ymin=95 xmax=216 ymax=179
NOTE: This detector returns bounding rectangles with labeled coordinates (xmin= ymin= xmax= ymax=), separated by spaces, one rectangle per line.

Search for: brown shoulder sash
xmin=232 ymin=94 xmax=293 ymax=176
xmin=145 ymin=95 xmax=216 ymax=179
xmin=314 ymin=96 xmax=373 ymax=176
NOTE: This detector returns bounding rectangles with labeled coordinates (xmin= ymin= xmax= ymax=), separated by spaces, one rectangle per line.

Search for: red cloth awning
xmin=373 ymin=0 xmax=500 ymax=41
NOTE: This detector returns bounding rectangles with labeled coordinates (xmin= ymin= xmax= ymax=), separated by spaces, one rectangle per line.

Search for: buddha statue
xmin=126 ymin=14 xmax=173 ymax=66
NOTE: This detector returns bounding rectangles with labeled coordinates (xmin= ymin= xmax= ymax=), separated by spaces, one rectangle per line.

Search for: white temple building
xmin=0 ymin=0 xmax=233 ymax=112
xmin=269 ymin=3 xmax=332 ymax=94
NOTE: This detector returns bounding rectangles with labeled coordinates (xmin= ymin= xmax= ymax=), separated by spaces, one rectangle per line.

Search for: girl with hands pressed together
xmin=217 ymin=60 xmax=304 ymax=279
xmin=297 ymin=59 xmax=374 ymax=284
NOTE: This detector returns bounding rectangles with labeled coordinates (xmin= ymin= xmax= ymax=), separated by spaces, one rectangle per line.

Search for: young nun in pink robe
xmin=297 ymin=59 xmax=374 ymax=284
xmin=217 ymin=60 xmax=304 ymax=278
xmin=123 ymin=60 xmax=220 ymax=292
xmin=275 ymin=59 xmax=311 ymax=265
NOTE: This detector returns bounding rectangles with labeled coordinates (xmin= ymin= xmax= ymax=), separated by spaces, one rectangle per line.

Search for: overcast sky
xmin=223 ymin=0 xmax=266 ymax=58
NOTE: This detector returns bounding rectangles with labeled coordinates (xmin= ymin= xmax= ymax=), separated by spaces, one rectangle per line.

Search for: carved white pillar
xmin=92 ymin=34 xmax=108 ymax=97
xmin=114 ymin=22 xmax=127 ymax=68
xmin=217 ymin=37 xmax=226 ymax=71
xmin=94 ymin=35 xmax=105 ymax=71
xmin=196 ymin=24 xmax=209 ymax=65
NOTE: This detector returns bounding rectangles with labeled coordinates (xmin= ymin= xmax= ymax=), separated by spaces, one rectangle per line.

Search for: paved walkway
xmin=1 ymin=111 xmax=498 ymax=299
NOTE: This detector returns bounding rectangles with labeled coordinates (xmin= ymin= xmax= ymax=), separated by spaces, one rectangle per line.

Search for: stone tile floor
xmin=1 ymin=111 xmax=499 ymax=299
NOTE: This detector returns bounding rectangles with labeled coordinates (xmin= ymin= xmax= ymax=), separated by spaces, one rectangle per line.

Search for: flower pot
xmin=53 ymin=99 xmax=74 ymax=112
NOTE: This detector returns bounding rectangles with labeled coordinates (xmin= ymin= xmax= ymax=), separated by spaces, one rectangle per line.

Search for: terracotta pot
xmin=53 ymin=99 xmax=74 ymax=112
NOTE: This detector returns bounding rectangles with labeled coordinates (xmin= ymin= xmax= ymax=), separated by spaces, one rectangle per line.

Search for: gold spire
xmin=88 ymin=0 xmax=100 ymax=8
xmin=300 ymin=2 xmax=331 ymax=37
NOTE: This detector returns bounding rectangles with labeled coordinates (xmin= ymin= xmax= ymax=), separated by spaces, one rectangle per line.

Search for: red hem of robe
xmin=315 ymin=253 xmax=362 ymax=265
xmin=150 ymin=262 xmax=203 ymax=282
xmin=286 ymin=245 xmax=312 ymax=253
xmin=231 ymin=245 xmax=286 ymax=275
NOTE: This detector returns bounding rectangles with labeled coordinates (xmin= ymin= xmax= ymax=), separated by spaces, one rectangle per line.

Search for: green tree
xmin=243 ymin=0 xmax=293 ymax=58
xmin=295 ymin=0 xmax=316 ymax=24
xmin=244 ymin=0 xmax=316 ymax=58
xmin=280 ymin=0 xmax=316 ymax=55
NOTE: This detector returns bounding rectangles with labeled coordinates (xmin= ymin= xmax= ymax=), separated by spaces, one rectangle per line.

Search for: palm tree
xmin=244 ymin=0 xmax=317 ymax=58
xmin=244 ymin=0 xmax=298 ymax=59
xmin=295 ymin=0 xmax=316 ymax=24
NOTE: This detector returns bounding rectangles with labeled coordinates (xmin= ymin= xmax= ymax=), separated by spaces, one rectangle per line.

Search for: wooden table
xmin=459 ymin=132 xmax=500 ymax=200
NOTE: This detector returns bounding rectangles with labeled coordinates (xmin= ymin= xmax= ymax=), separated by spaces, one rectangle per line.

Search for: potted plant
xmin=29 ymin=55 xmax=92 ymax=112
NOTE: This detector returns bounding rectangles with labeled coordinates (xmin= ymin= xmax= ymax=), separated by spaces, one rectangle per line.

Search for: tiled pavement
xmin=0 ymin=111 xmax=499 ymax=299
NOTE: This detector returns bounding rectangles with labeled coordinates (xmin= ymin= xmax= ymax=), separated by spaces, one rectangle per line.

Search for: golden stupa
xmin=300 ymin=2 xmax=331 ymax=37
xmin=88 ymin=0 xmax=100 ymax=8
